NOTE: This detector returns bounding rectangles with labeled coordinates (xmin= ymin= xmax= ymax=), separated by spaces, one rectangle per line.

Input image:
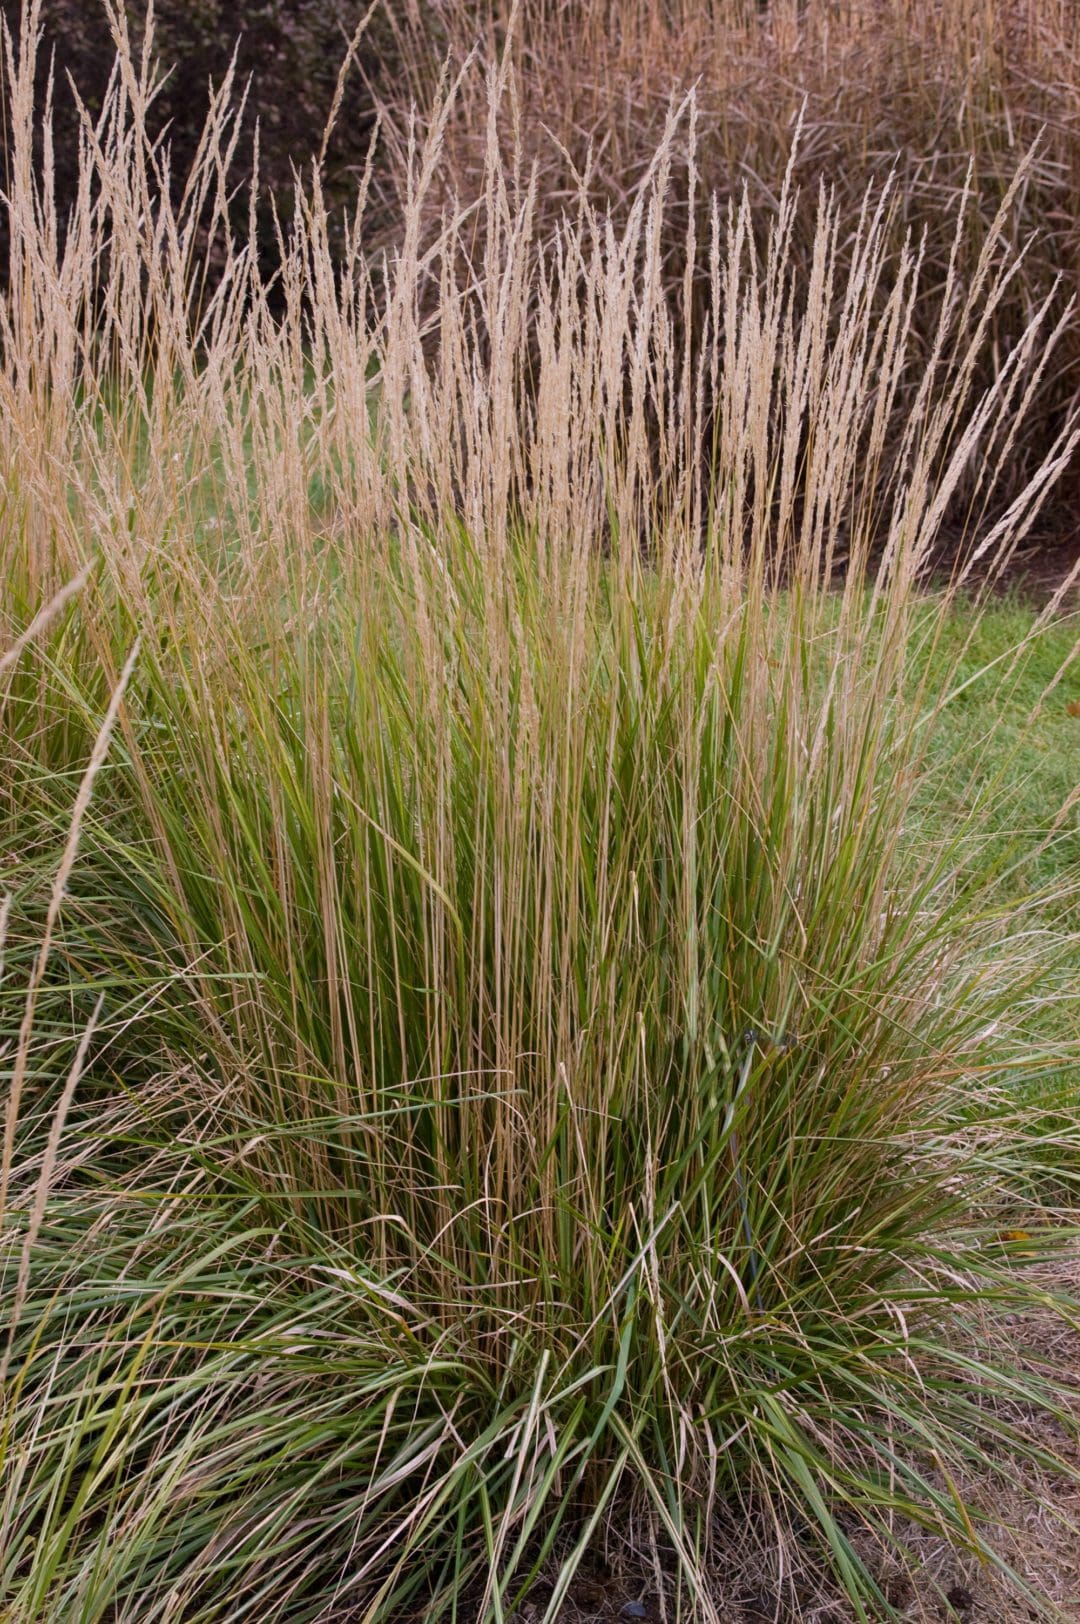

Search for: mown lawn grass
xmin=910 ymin=596 xmax=1079 ymax=1186
xmin=917 ymin=599 xmax=1078 ymax=919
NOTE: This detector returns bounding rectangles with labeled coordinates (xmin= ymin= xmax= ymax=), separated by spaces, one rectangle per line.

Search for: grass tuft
xmin=1 ymin=5 xmax=1078 ymax=1619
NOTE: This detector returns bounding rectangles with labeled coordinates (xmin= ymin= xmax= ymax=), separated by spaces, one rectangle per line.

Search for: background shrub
xmin=0 ymin=0 xmax=388 ymax=285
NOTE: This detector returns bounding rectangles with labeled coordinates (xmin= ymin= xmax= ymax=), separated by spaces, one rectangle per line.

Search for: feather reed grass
xmin=0 ymin=5 xmax=1078 ymax=1619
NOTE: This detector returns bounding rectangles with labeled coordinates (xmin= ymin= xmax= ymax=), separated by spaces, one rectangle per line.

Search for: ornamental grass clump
xmin=1 ymin=5 xmax=1079 ymax=1620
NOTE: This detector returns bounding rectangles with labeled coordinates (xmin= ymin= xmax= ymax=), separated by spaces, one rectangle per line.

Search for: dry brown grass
xmin=381 ymin=0 xmax=1080 ymax=536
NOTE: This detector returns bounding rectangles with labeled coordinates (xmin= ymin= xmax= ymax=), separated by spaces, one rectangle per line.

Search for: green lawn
xmin=917 ymin=598 xmax=1078 ymax=919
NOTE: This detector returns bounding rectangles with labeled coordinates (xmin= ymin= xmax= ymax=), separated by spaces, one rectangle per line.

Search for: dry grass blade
xmin=0 ymin=638 xmax=140 ymax=1215
xmin=0 ymin=564 xmax=92 ymax=681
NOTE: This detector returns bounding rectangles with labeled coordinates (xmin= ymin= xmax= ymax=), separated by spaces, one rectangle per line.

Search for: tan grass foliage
xmin=382 ymin=0 xmax=1080 ymax=526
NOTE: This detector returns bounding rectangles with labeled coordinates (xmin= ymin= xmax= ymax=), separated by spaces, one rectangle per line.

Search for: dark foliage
xmin=0 ymin=0 xmax=392 ymax=284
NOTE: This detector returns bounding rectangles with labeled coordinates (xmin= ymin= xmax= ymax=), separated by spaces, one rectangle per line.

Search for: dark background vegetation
xmin=0 ymin=0 xmax=392 ymax=280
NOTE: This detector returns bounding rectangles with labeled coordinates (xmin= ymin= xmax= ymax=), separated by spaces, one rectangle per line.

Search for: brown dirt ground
xmin=939 ymin=526 xmax=1080 ymax=608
